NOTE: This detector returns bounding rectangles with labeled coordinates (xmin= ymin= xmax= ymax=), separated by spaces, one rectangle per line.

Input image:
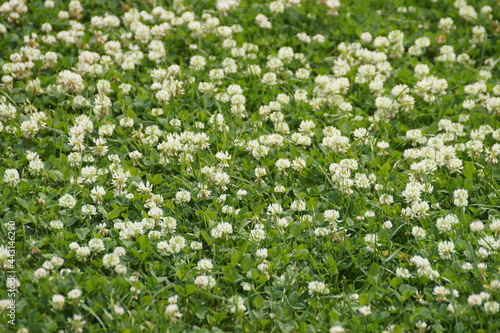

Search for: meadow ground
xmin=0 ymin=0 xmax=499 ymax=332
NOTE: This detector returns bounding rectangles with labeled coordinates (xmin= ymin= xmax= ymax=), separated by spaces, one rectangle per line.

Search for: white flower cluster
xmin=157 ymin=236 xmax=186 ymax=255
xmin=410 ymin=255 xmax=439 ymax=279
xmin=228 ymin=295 xmax=246 ymax=313
xmin=1 ymin=0 xmax=500 ymax=329
xmin=308 ymin=280 xmax=330 ymax=296
xmin=211 ymin=222 xmax=233 ymax=239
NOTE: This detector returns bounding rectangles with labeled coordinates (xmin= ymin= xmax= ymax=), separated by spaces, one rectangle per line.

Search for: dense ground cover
xmin=0 ymin=0 xmax=499 ymax=331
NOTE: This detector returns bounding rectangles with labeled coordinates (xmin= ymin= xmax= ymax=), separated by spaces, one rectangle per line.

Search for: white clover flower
xmin=261 ymin=72 xmax=277 ymax=85
xmin=88 ymin=238 xmax=105 ymax=252
xmin=358 ymin=305 xmax=372 ymax=316
xmin=468 ymin=294 xmax=483 ymax=306
xmin=3 ymin=169 xmax=20 ymax=186
xmin=189 ymin=241 xmax=202 ymax=251
xmin=439 ymin=17 xmax=455 ymax=33
xmin=470 ymin=221 xmax=484 ymax=232
xmin=314 ymin=226 xmax=331 ymax=237
xmin=189 ymin=55 xmax=206 ymax=71
xmin=275 ymin=158 xmax=291 ymax=171
xmin=43 ymin=261 xmax=54 ymax=271
xmin=69 ymin=242 xmax=80 ymax=251
xmin=484 ymin=301 xmax=500 ymax=314
xmin=236 ymin=189 xmax=247 ymax=197
xmin=438 ymin=241 xmax=456 ymax=259
xmin=34 ymin=268 xmax=49 ymax=279
xmin=478 ymin=236 xmax=500 ymax=251
xmin=415 ymin=321 xmax=427 ymax=330
xmin=114 ymin=304 xmax=125 ymax=316
xmin=490 ymin=280 xmax=500 ymax=290
xmin=197 ymin=259 xmax=214 ymax=271
xmin=113 ymin=247 xmax=126 ymax=257
xmin=255 ymin=248 xmax=268 ymax=259
xmin=364 ymin=234 xmax=380 ymax=252
xmin=490 ymin=218 xmax=500 ymax=233
xmin=52 ymin=294 xmax=65 ymax=310
xmin=128 ymin=150 xmax=142 ymax=162
xmin=379 ymin=194 xmax=394 ymax=205
xmin=148 ymin=206 xmax=163 ymax=220
xmin=460 ymin=262 xmax=473 ymax=271
xmin=383 ymin=221 xmax=393 ymax=229
xmin=364 ymin=210 xmax=375 ymax=218
xmin=119 ymin=117 xmax=134 ymax=127
xmin=257 ymin=262 xmax=268 ymax=271
xmin=241 ymin=282 xmax=253 ymax=291
xmin=194 ymin=275 xmax=216 ymax=289
xmin=324 ymin=210 xmax=340 ymax=223
xmin=255 ymin=14 xmax=271 ymax=29
xmin=103 ymin=253 xmax=120 ymax=268
xmin=436 ymin=214 xmax=459 ymax=233
xmin=164 ymin=303 xmax=182 ymax=318
xmin=308 ymin=281 xmax=329 ymax=296
xmin=395 ymin=267 xmax=411 ymax=278
xmin=50 ymin=220 xmax=64 ymax=230
xmin=250 ymin=228 xmax=266 ymax=242
xmin=68 ymin=289 xmax=82 ymax=299
xmin=433 ymin=286 xmax=451 ymax=301
xmin=221 ymin=205 xmax=235 ymax=215
xmin=296 ymin=68 xmax=310 ymax=80
xmin=267 ymin=203 xmax=283 ymax=215
xmin=175 ymin=190 xmax=191 ymax=204
xmin=169 ymin=236 xmax=186 ymax=254
xmin=360 ymin=32 xmax=372 ymax=43
xmin=211 ymin=222 xmax=233 ymax=238
xmin=453 ymin=189 xmax=468 ymax=207
xmin=228 ymin=295 xmax=246 ymax=313
xmin=51 ymin=256 xmax=64 ymax=267
xmin=59 ymin=194 xmax=76 ymax=209
xmin=290 ymin=200 xmax=306 ymax=211
xmin=410 ymin=255 xmax=439 ymax=279
xmin=459 ymin=5 xmax=477 ymax=21
xmin=81 ymin=204 xmax=97 ymax=217
xmin=329 ymin=325 xmax=345 ymax=333
xmin=115 ymin=265 xmax=127 ymax=275
xmin=276 ymin=218 xmax=289 ymax=228
xmin=411 ymin=226 xmax=426 ymax=239
xmin=57 ymin=70 xmax=84 ymax=92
